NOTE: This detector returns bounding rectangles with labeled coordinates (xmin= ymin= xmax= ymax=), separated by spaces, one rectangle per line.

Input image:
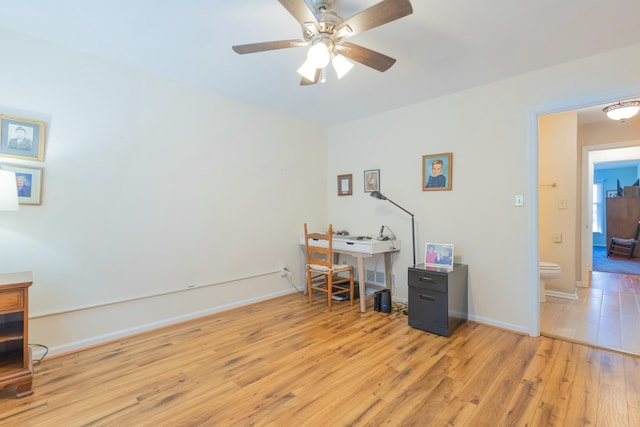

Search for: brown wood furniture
xmin=608 ymin=220 xmax=640 ymax=259
xmin=303 ymin=223 xmax=354 ymax=311
xmin=606 ymin=197 xmax=640 ymax=258
xmin=0 ymin=272 xmax=33 ymax=398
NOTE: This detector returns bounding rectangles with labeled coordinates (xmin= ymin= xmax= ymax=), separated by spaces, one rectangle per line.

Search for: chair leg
xmin=327 ymin=274 xmax=332 ymax=312
xmin=307 ymin=269 xmax=313 ymax=305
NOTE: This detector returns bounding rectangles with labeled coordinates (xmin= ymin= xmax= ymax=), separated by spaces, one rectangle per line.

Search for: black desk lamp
xmin=370 ymin=191 xmax=416 ymax=266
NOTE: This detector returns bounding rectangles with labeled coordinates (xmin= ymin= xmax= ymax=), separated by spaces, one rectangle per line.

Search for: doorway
xmin=538 ymin=102 xmax=640 ymax=355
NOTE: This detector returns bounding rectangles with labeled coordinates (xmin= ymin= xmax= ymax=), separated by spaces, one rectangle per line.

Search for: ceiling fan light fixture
xmin=331 ymin=53 xmax=353 ymax=79
xmin=307 ymin=41 xmax=330 ymax=68
xmin=603 ymin=100 xmax=640 ymax=121
xmin=297 ymin=58 xmax=318 ymax=81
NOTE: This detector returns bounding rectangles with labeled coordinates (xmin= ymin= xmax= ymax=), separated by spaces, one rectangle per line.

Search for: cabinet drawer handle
xmin=419 ymin=277 xmax=434 ymax=283
xmin=419 ymin=294 xmax=436 ymax=301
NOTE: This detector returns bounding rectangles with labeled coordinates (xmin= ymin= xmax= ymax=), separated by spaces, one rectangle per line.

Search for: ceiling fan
xmin=232 ymin=0 xmax=413 ymax=85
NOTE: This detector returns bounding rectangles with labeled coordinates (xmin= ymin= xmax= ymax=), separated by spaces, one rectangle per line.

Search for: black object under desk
xmin=408 ymin=263 xmax=468 ymax=337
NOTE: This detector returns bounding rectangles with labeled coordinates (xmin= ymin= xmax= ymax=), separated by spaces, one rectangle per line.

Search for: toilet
xmin=539 ymin=261 xmax=561 ymax=302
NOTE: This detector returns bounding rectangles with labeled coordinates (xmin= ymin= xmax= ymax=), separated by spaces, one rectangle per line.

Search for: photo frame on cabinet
xmin=0 ymin=164 xmax=42 ymax=205
xmin=424 ymin=243 xmax=454 ymax=268
xmin=423 ymin=152 xmax=452 ymax=191
xmin=0 ymin=115 xmax=46 ymax=161
xmin=606 ymin=190 xmax=618 ymax=198
xmin=364 ymin=169 xmax=380 ymax=193
xmin=337 ymin=174 xmax=352 ymax=196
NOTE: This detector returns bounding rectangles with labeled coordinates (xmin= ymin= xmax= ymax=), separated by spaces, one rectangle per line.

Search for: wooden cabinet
xmin=408 ymin=264 xmax=468 ymax=337
xmin=606 ymin=197 xmax=640 ymax=258
xmin=0 ymin=272 xmax=33 ymax=398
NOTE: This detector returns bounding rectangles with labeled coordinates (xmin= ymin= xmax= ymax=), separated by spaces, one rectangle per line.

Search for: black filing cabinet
xmin=408 ymin=264 xmax=468 ymax=337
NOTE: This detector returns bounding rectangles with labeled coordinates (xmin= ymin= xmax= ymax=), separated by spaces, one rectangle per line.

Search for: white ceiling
xmin=1 ymin=0 xmax=640 ymax=125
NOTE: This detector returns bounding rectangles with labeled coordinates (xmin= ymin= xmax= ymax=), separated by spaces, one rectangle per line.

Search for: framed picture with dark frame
xmin=423 ymin=152 xmax=452 ymax=191
xmin=364 ymin=169 xmax=380 ymax=193
xmin=337 ymin=174 xmax=352 ymax=196
xmin=606 ymin=190 xmax=618 ymax=198
xmin=0 ymin=115 xmax=46 ymax=161
xmin=425 ymin=243 xmax=454 ymax=268
xmin=0 ymin=164 xmax=43 ymax=205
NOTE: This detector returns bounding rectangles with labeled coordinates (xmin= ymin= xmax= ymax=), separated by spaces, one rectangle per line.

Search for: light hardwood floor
xmin=541 ymin=271 xmax=640 ymax=356
xmin=2 ymin=292 xmax=640 ymax=426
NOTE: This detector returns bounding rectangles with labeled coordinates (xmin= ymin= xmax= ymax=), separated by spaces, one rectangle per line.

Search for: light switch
xmin=515 ymin=194 xmax=524 ymax=207
xmin=558 ymin=198 xmax=568 ymax=209
xmin=553 ymin=233 xmax=562 ymax=243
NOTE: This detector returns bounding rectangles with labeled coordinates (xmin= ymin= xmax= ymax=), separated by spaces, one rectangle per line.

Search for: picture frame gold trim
xmin=0 ymin=115 xmax=46 ymax=161
xmin=423 ymin=152 xmax=452 ymax=191
xmin=0 ymin=164 xmax=43 ymax=205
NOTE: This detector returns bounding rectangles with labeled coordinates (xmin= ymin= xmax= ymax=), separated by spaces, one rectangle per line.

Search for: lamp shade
xmin=331 ymin=54 xmax=354 ymax=79
xmin=603 ymin=100 xmax=640 ymax=121
xmin=0 ymin=170 xmax=19 ymax=211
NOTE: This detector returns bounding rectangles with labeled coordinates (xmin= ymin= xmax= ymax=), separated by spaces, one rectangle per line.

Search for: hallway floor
xmin=540 ymin=271 xmax=640 ymax=356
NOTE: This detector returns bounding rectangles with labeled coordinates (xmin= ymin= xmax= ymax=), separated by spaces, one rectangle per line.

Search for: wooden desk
xmin=0 ymin=271 xmax=33 ymax=398
xmin=300 ymin=236 xmax=400 ymax=312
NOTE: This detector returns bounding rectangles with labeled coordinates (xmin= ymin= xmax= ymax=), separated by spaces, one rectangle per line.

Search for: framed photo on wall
xmin=0 ymin=164 xmax=43 ymax=205
xmin=425 ymin=243 xmax=454 ymax=268
xmin=364 ymin=169 xmax=380 ymax=193
xmin=0 ymin=115 xmax=46 ymax=161
xmin=337 ymin=174 xmax=352 ymax=196
xmin=423 ymin=152 xmax=452 ymax=191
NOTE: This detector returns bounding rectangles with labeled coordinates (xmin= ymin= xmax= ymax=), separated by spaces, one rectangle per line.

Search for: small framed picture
xmin=0 ymin=164 xmax=43 ymax=205
xmin=423 ymin=153 xmax=452 ymax=191
xmin=0 ymin=115 xmax=46 ymax=161
xmin=606 ymin=190 xmax=618 ymax=198
xmin=425 ymin=243 xmax=454 ymax=268
xmin=364 ymin=169 xmax=380 ymax=193
xmin=337 ymin=174 xmax=352 ymax=196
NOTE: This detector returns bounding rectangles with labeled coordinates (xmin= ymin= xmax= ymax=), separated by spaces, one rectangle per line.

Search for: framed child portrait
xmin=0 ymin=115 xmax=46 ymax=162
xmin=423 ymin=152 xmax=452 ymax=191
xmin=424 ymin=243 xmax=454 ymax=268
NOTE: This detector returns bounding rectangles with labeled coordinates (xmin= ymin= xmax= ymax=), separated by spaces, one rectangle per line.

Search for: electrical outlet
xmin=280 ymin=265 xmax=288 ymax=277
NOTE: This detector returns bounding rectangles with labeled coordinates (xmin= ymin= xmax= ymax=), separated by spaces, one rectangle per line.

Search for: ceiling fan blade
xmin=334 ymin=0 xmax=413 ymax=38
xmin=232 ymin=39 xmax=308 ymax=54
xmin=278 ymin=0 xmax=319 ymax=32
xmin=336 ymin=42 xmax=396 ymax=72
xmin=300 ymin=69 xmax=321 ymax=86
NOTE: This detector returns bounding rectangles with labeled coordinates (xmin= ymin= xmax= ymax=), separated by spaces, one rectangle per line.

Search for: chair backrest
xmin=304 ymin=223 xmax=334 ymax=269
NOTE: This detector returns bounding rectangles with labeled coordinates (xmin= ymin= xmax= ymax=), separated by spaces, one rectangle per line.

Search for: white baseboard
xmin=545 ymin=290 xmax=578 ymax=300
xmin=467 ymin=314 xmax=530 ymax=335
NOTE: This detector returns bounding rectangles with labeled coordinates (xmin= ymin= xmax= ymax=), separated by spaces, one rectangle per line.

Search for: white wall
xmin=0 ymin=28 xmax=326 ymax=355
xmin=327 ymin=42 xmax=640 ymax=334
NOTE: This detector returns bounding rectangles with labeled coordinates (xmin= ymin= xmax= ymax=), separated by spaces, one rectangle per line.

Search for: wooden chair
xmin=303 ymin=223 xmax=354 ymax=311
xmin=607 ymin=220 xmax=640 ymax=259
